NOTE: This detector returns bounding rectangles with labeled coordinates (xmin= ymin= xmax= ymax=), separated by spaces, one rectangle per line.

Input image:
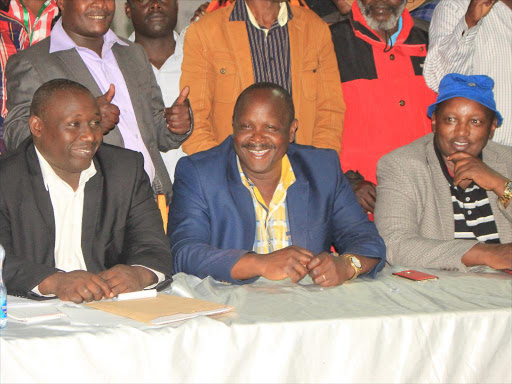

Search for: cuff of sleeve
xmin=32 ymin=286 xmax=56 ymax=298
xmin=132 ymin=265 xmax=166 ymax=289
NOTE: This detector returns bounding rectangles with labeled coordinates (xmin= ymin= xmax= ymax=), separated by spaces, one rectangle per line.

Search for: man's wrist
xmin=132 ymin=266 xmax=157 ymax=288
xmin=38 ymin=272 xmax=62 ymax=295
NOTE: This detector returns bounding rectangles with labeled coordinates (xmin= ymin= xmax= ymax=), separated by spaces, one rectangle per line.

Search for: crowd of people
xmin=0 ymin=0 xmax=510 ymax=303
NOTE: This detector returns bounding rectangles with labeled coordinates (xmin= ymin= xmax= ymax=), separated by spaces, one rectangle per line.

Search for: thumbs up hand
xmin=164 ymin=86 xmax=192 ymax=135
xmin=96 ymin=84 xmax=120 ymax=135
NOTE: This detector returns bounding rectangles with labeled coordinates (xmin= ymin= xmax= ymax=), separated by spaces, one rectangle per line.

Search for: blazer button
xmin=313 ymin=69 xmax=317 ymax=73
xmin=390 ymin=54 xmax=395 ymax=61
xmin=220 ymin=68 xmax=226 ymax=74
xmin=399 ymin=100 xmax=405 ymax=106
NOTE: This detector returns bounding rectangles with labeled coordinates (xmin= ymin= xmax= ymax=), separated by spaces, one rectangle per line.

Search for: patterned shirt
xmin=410 ymin=0 xmax=440 ymax=22
xmin=435 ymin=142 xmax=500 ymax=244
xmin=238 ymin=155 xmax=296 ymax=254
xmin=6 ymin=0 xmax=59 ymax=45
xmin=230 ymin=0 xmax=293 ymax=94
xmin=0 ymin=11 xmax=28 ymax=153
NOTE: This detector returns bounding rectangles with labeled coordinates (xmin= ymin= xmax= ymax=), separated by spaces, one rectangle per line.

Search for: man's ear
xmin=489 ymin=116 xmax=498 ymax=139
xmin=289 ymin=119 xmax=298 ymax=143
xmin=431 ymin=112 xmax=437 ymax=134
xmin=125 ymin=2 xmax=132 ymax=19
xmin=56 ymin=0 xmax=65 ymax=11
xmin=29 ymin=115 xmax=44 ymax=138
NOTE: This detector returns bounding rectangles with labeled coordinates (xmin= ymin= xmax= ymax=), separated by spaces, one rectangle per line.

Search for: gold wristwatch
xmin=344 ymin=254 xmax=362 ymax=282
xmin=499 ymin=180 xmax=512 ymax=206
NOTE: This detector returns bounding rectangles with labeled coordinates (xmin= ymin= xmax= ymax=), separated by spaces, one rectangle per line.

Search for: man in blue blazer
xmin=169 ymin=83 xmax=385 ymax=286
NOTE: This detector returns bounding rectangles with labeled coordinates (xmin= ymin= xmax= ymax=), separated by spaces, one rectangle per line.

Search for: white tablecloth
xmin=1 ymin=265 xmax=511 ymax=383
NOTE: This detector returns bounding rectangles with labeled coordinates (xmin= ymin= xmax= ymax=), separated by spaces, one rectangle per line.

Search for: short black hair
xmin=30 ymin=79 xmax=94 ymax=120
xmin=233 ymin=82 xmax=295 ymax=126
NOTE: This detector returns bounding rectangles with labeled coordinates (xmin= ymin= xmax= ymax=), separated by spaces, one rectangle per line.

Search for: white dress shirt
xmin=424 ymin=0 xmax=512 ymax=146
xmin=32 ymin=148 xmax=164 ymax=295
xmin=129 ymin=30 xmax=187 ymax=183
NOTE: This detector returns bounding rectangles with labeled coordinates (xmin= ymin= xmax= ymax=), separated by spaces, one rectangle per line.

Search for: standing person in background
xmin=0 ymin=11 xmax=28 ymax=155
xmin=424 ymin=0 xmax=512 ymax=146
xmin=5 ymin=0 xmax=59 ymax=45
xmin=125 ymin=0 xmax=186 ymax=183
xmin=330 ymin=0 xmax=435 ymax=214
xmin=181 ymin=0 xmax=345 ymax=155
xmin=0 ymin=0 xmax=58 ymax=155
xmin=3 ymin=0 xmax=193 ymax=204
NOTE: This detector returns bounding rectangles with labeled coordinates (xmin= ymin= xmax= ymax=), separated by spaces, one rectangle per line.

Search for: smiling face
xmin=125 ymin=0 xmax=178 ymax=38
xmin=357 ymin=0 xmax=406 ymax=31
xmin=30 ymin=90 xmax=103 ymax=187
xmin=233 ymin=88 xmax=297 ymax=182
xmin=432 ymin=97 xmax=497 ymax=167
xmin=58 ymin=0 xmax=115 ymax=43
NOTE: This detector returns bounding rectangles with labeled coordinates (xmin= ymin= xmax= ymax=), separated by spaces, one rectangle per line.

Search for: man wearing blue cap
xmin=374 ymin=73 xmax=511 ymax=272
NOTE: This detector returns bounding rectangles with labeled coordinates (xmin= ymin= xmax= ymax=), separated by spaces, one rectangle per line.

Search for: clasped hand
xmin=39 ymin=265 xmax=157 ymax=304
xmin=260 ymin=246 xmax=354 ymax=287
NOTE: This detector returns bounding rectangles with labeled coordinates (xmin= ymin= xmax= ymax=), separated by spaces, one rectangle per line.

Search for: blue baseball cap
xmin=427 ymin=73 xmax=503 ymax=126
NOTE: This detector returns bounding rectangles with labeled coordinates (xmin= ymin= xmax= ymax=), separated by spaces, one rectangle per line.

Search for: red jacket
xmin=331 ymin=2 xmax=436 ymax=184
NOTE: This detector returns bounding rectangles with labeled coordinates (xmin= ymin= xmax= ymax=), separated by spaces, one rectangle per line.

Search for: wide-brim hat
xmin=427 ymin=73 xmax=503 ymax=127
xmin=346 ymin=0 xmax=427 ymax=12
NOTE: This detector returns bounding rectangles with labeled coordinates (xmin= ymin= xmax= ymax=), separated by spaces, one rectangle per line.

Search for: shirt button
xmin=390 ymin=54 xmax=395 ymax=60
xmin=465 ymin=197 xmax=470 ymax=202
xmin=399 ymin=100 xmax=405 ymax=106
xmin=220 ymin=68 xmax=226 ymax=74
xmin=467 ymin=210 xmax=472 ymax=215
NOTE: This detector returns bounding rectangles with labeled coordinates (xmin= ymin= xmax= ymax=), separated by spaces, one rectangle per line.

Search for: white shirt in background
xmin=129 ymin=30 xmax=187 ymax=182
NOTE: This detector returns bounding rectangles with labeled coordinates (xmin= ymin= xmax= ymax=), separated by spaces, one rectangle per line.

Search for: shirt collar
xmin=237 ymin=154 xmax=296 ymax=191
xmin=35 ymin=145 xmax=97 ymax=191
xmin=49 ymin=18 xmax=128 ymax=55
xmin=230 ymin=0 xmax=293 ymax=27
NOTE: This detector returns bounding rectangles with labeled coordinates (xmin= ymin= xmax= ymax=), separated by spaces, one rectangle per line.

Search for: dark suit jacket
xmin=169 ymin=137 xmax=386 ymax=284
xmin=0 ymin=139 xmax=173 ymax=298
xmin=3 ymin=36 xmax=189 ymax=203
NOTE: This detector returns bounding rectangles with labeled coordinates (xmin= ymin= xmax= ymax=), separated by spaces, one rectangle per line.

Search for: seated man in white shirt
xmin=0 ymin=79 xmax=172 ymax=302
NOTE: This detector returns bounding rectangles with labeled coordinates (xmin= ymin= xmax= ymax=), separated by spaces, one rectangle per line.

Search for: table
xmin=1 ymin=265 xmax=511 ymax=383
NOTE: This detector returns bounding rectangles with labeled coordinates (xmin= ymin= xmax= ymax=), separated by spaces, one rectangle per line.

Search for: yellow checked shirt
xmin=237 ymin=155 xmax=296 ymax=254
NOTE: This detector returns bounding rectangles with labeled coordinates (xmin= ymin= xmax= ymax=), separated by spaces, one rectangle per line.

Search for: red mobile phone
xmin=393 ymin=270 xmax=438 ymax=281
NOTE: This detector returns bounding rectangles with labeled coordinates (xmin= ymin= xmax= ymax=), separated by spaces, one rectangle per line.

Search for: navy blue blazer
xmin=169 ymin=137 xmax=386 ymax=283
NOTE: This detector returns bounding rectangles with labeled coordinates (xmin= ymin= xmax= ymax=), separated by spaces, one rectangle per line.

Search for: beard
xmin=357 ymin=0 xmax=407 ymax=32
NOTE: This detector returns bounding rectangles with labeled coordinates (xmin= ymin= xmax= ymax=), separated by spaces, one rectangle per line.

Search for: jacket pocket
xmin=212 ymin=54 xmax=240 ymax=103
xmin=301 ymin=53 xmax=319 ymax=101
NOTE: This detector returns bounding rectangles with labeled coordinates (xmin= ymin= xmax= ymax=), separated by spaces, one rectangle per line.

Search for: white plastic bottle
xmin=0 ymin=243 xmax=7 ymax=328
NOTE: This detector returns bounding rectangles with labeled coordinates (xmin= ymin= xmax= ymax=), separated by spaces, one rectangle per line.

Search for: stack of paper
xmin=87 ymin=294 xmax=234 ymax=325
xmin=7 ymin=296 xmax=67 ymax=324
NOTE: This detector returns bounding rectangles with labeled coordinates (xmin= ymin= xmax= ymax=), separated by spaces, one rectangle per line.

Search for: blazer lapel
xmin=81 ymin=158 xmax=104 ymax=271
xmin=286 ymin=149 xmax=310 ymax=249
xmin=227 ymin=148 xmax=256 ymax=249
xmin=52 ymin=47 xmax=103 ymax=96
xmin=426 ymin=140 xmax=454 ymax=240
xmin=27 ymin=144 xmax=55 ymax=243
